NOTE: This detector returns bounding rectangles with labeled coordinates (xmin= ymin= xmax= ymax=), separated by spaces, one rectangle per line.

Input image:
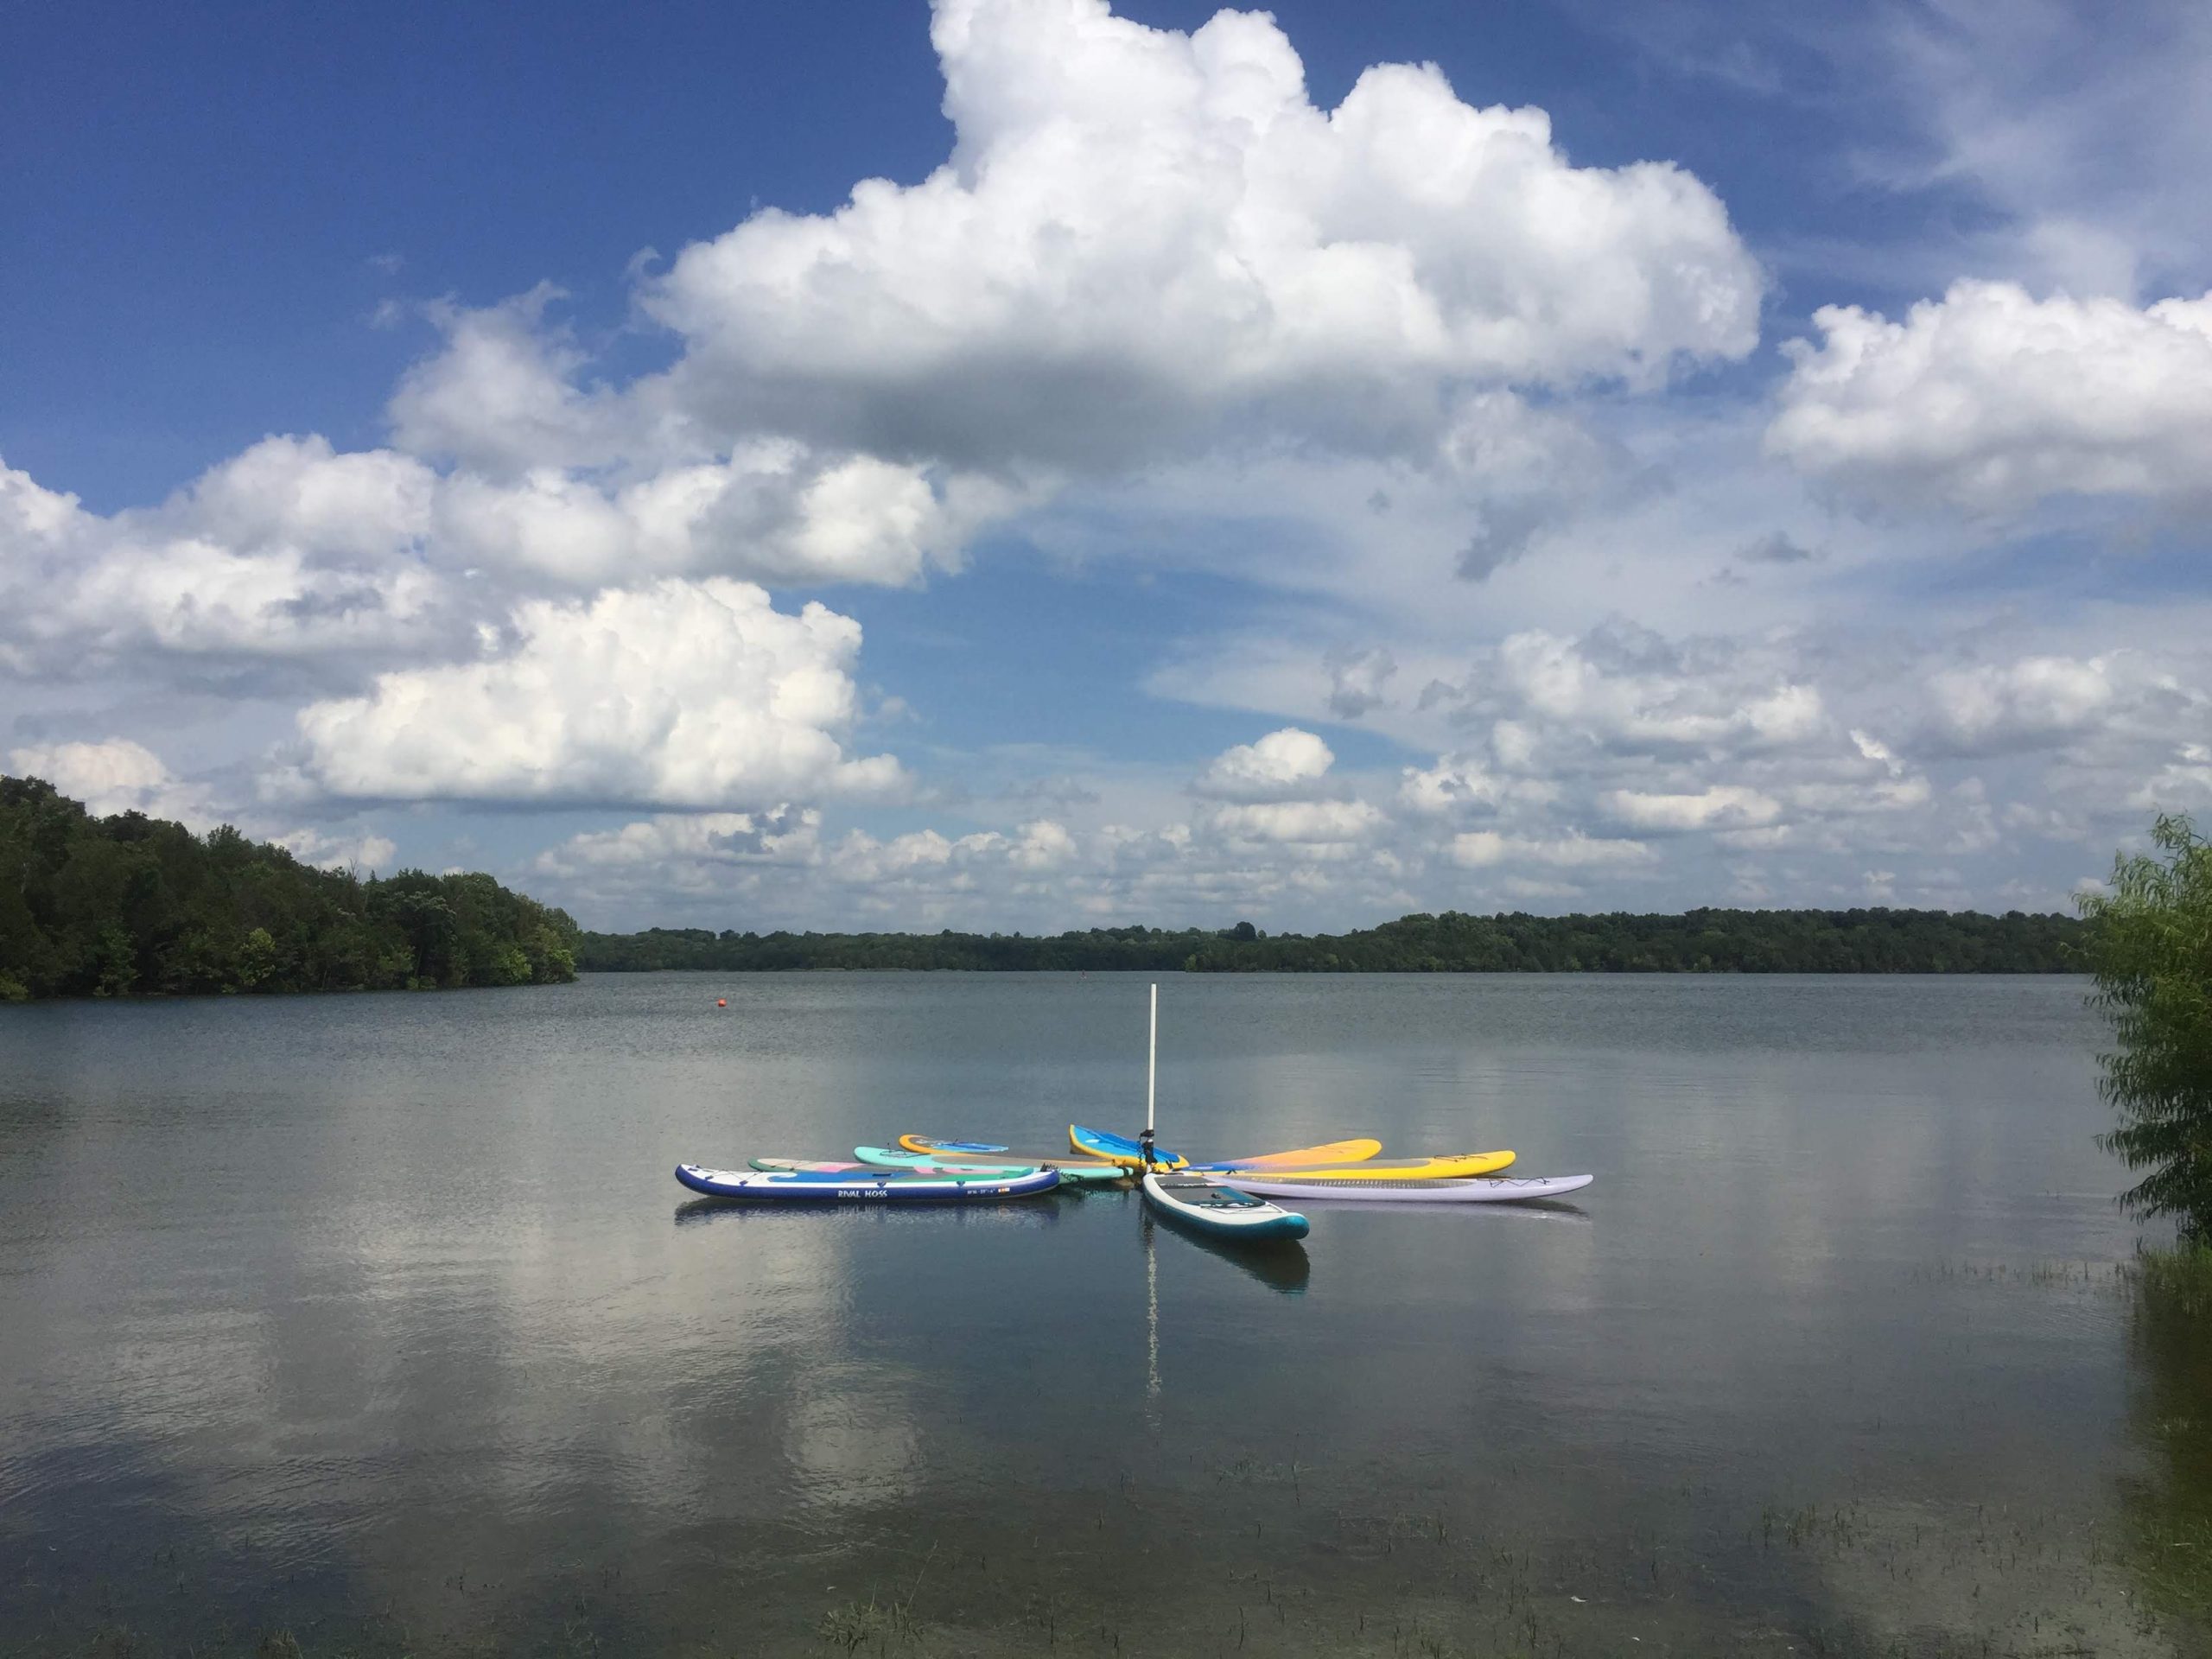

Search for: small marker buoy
xmin=716 ymin=998 xmax=727 ymax=1007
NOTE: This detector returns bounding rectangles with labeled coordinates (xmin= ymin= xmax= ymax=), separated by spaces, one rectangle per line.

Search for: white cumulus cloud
xmin=1924 ymin=654 xmax=2120 ymax=753
xmin=1768 ymin=280 xmax=2212 ymax=512
xmin=432 ymin=444 xmax=1011 ymax=589
xmin=1197 ymin=727 xmax=1338 ymax=799
xmin=1488 ymin=627 xmax=1827 ymax=757
xmin=647 ymin=0 xmax=1761 ymax=470
xmin=289 ymin=578 xmax=906 ymax=810
xmin=0 ymin=450 xmax=451 ymax=670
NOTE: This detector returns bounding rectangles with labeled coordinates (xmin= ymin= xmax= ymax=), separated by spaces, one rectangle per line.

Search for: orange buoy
xmin=716 ymin=998 xmax=728 ymax=1007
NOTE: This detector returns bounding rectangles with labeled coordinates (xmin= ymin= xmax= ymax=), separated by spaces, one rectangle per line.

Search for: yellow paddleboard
xmin=1232 ymin=1150 xmax=1516 ymax=1180
xmin=1216 ymin=1138 xmax=1382 ymax=1169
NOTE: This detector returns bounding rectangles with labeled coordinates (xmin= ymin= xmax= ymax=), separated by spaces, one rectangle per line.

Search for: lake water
xmin=2 ymin=972 xmax=2205 ymax=1656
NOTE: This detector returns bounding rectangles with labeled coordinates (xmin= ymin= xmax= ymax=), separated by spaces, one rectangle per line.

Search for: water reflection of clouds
xmin=782 ymin=1370 xmax=925 ymax=1512
xmin=0 ymin=975 xmax=2158 ymax=1656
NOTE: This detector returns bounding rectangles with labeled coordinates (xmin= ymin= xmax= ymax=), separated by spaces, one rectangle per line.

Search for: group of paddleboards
xmin=673 ymin=983 xmax=1592 ymax=1246
xmin=672 ymin=1125 xmax=1593 ymax=1230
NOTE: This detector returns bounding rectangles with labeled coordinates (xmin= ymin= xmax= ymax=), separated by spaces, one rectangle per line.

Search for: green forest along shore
xmin=582 ymin=907 xmax=2083 ymax=975
xmin=1 ymin=776 xmax=579 ymax=1000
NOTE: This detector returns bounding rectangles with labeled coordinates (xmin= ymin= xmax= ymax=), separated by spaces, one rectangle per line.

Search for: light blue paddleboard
xmin=855 ymin=1146 xmax=1124 ymax=1187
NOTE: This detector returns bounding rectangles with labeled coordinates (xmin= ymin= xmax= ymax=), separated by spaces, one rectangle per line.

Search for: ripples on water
xmin=0 ymin=973 xmax=2203 ymax=1654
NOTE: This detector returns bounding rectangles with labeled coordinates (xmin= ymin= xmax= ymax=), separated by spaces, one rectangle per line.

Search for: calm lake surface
xmin=2 ymin=973 xmax=2205 ymax=1656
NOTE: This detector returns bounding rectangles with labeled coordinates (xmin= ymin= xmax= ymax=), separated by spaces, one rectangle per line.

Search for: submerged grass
xmin=15 ymin=1426 xmax=2212 ymax=1658
xmin=2119 ymin=1243 xmax=2212 ymax=1637
xmin=2123 ymin=1242 xmax=2212 ymax=1316
xmin=816 ymin=1592 xmax=924 ymax=1653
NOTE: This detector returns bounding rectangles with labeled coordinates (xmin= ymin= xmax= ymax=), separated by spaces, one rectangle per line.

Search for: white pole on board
xmin=1142 ymin=981 xmax=1158 ymax=1167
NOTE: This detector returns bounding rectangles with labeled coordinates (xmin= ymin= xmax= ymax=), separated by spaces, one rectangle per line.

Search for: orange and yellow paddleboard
xmin=1230 ymin=1150 xmax=1517 ymax=1180
xmin=1214 ymin=1138 xmax=1382 ymax=1169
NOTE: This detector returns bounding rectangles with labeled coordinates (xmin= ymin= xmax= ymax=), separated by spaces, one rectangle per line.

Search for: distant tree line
xmin=581 ymin=906 xmax=2084 ymax=976
xmin=0 ymin=775 xmax=581 ymax=1001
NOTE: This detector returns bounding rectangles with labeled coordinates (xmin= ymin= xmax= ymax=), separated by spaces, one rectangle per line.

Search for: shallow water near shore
xmin=2 ymin=971 xmax=2205 ymax=1656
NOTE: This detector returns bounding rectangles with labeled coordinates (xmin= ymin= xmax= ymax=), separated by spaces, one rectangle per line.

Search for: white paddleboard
xmin=1141 ymin=1171 xmax=1309 ymax=1240
xmin=1205 ymin=1173 xmax=1593 ymax=1204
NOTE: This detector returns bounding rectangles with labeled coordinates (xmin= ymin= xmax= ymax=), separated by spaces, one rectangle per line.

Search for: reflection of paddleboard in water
xmin=1144 ymin=1211 xmax=1160 ymax=1417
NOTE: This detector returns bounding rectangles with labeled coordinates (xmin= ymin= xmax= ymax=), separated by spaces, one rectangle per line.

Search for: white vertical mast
xmin=1146 ymin=981 xmax=1158 ymax=1139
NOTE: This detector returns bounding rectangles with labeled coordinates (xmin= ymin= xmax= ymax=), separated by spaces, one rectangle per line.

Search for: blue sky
xmin=6 ymin=0 xmax=2210 ymax=930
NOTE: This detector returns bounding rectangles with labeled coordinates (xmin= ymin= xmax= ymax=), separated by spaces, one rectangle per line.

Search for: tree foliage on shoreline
xmin=581 ymin=906 xmax=2082 ymax=976
xmin=0 ymin=775 xmax=581 ymax=1001
xmin=2082 ymin=815 xmax=2212 ymax=1243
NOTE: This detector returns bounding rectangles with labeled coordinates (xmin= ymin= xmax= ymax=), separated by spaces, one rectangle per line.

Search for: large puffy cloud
xmin=3 ymin=0 xmax=1759 ymax=701
xmin=431 ymin=444 xmax=1011 ymax=588
xmin=0 ymin=424 xmax=989 ymax=682
xmin=385 ymin=288 xmax=1016 ymax=588
xmin=1914 ymin=650 xmax=2209 ymax=796
xmin=1191 ymin=727 xmax=1384 ymax=850
xmin=0 ymin=446 xmax=450 ymax=670
xmin=4 ymin=0 xmax=1761 ymax=680
xmin=1196 ymin=727 xmax=1336 ymax=799
xmin=1924 ymin=654 xmax=2120 ymax=753
xmin=0 ymin=302 xmax=1010 ymax=683
xmin=182 ymin=435 xmax=437 ymax=559
xmin=647 ymin=0 xmax=1761 ymax=469
xmin=1442 ymin=625 xmax=1829 ymax=761
xmin=1768 ymin=281 xmax=2212 ymax=512
xmin=289 ymin=578 xmax=906 ymax=810
xmin=23 ymin=0 xmax=2205 ymax=934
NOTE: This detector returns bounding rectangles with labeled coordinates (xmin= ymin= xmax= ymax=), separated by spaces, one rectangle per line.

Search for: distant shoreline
xmin=581 ymin=907 xmax=2084 ymax=976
